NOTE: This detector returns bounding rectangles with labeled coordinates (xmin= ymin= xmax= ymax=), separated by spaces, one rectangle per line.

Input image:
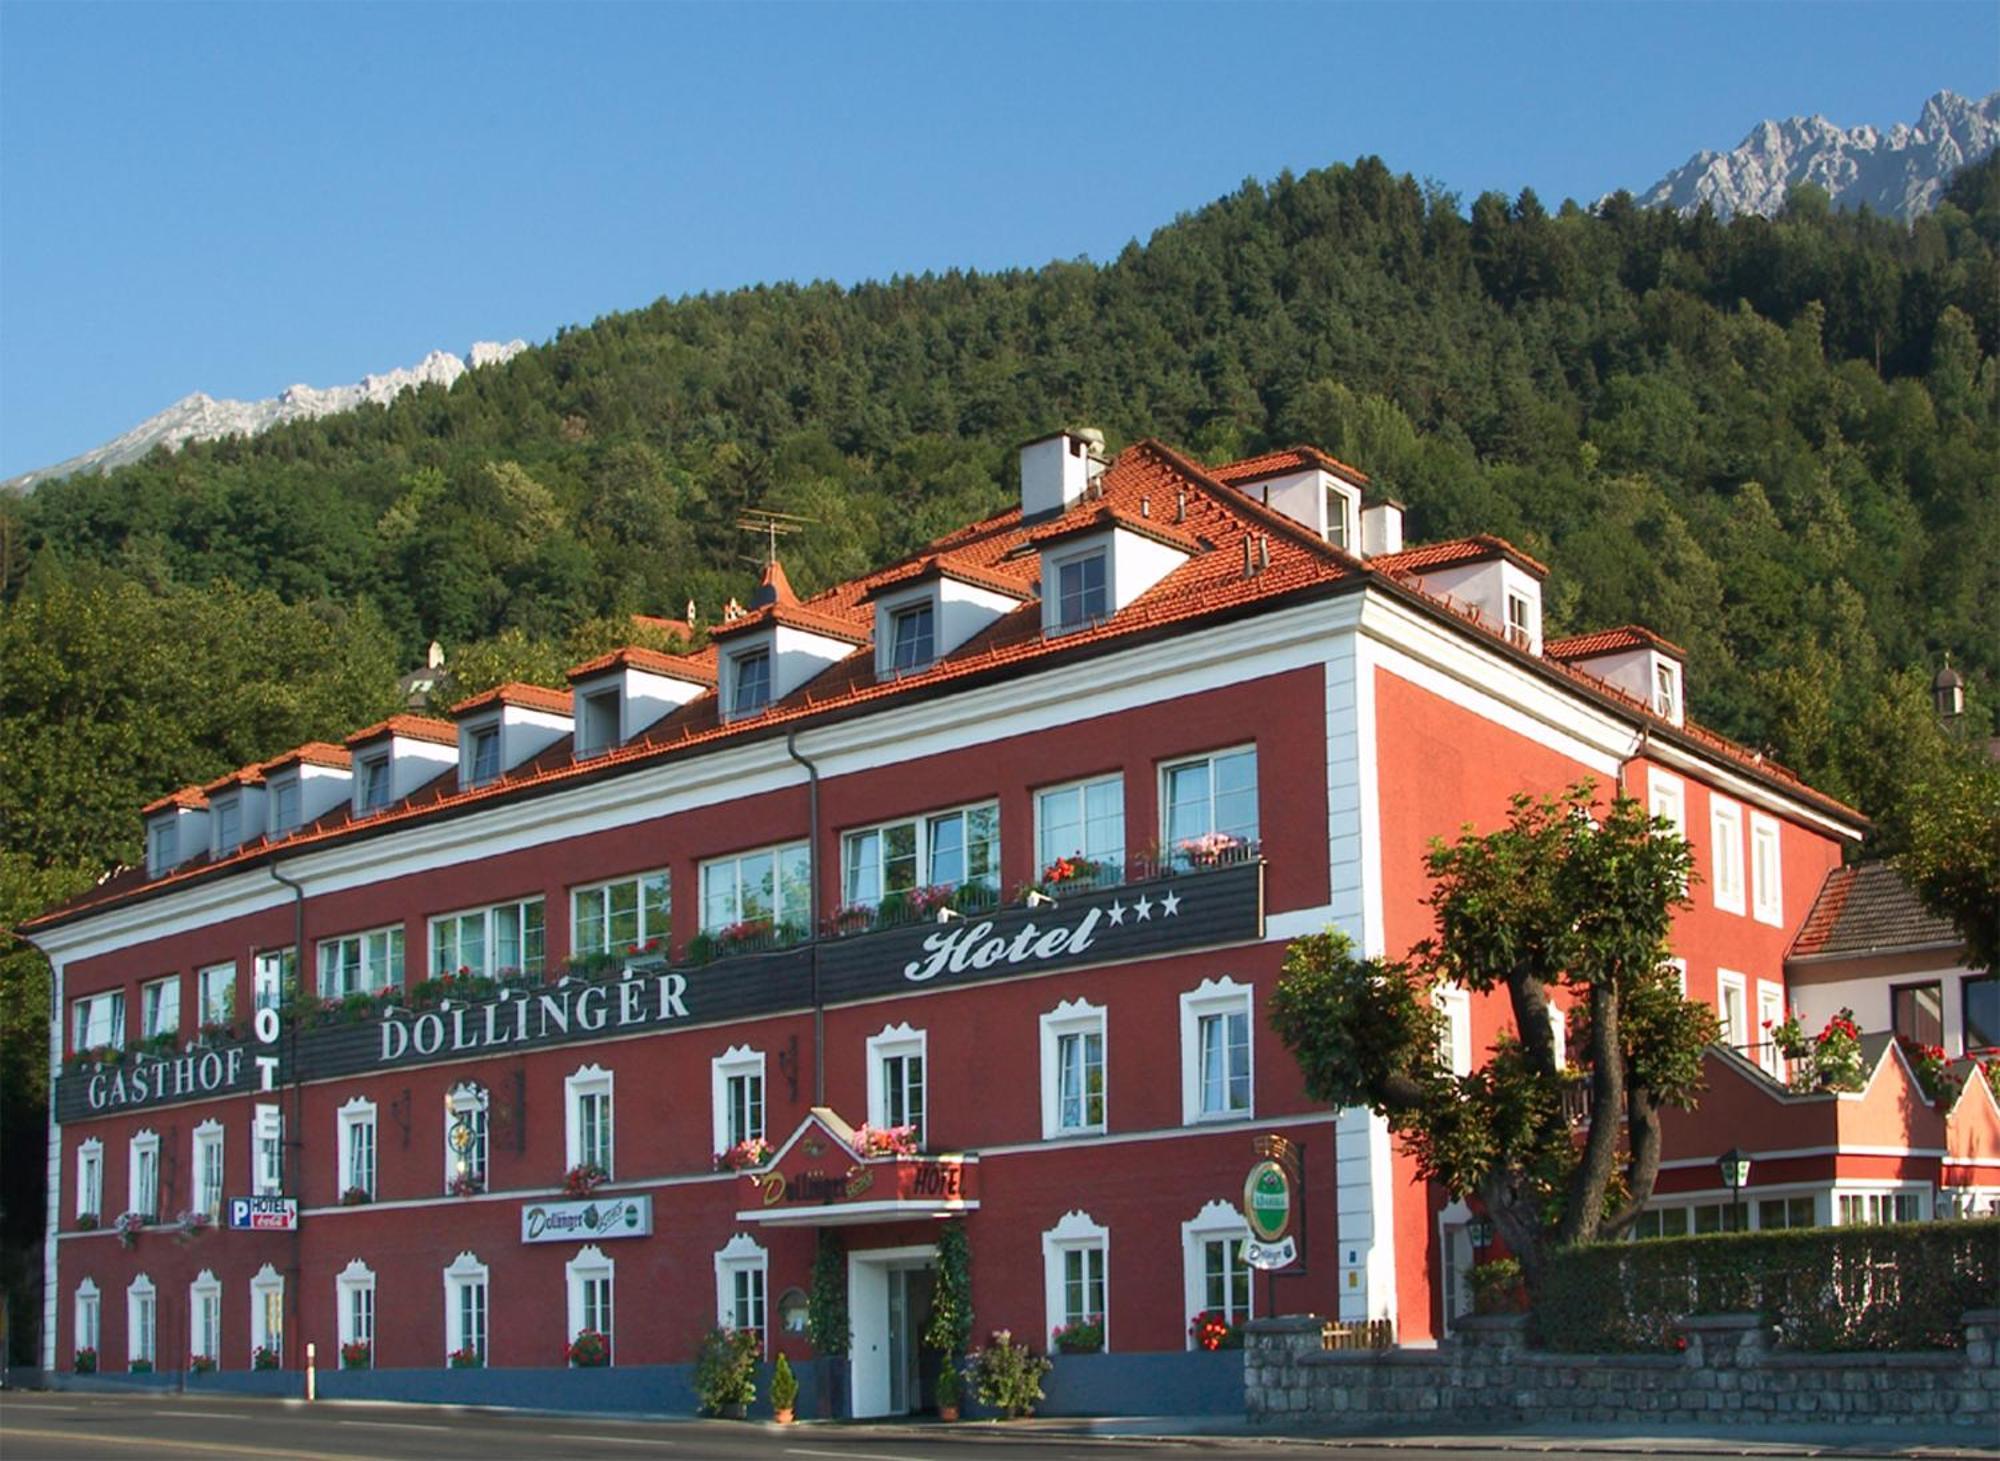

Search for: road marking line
xmin=335 ymin=1419 xmax=449 ymax=1430
xmin=7 ymin=1402 xmax=82 ymax=1410
xmin=156 ymin=1409 xmax=251 ymax=1419
xmin=0 ymin=1426 xmax=379 ymax=1461
xmin=787 ymin=1449 xmax=938 ymax=1461
xmin=547 ymin=1436 xmax=676 ymax=1447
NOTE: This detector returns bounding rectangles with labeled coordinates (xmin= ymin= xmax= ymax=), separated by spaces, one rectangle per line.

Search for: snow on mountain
xmin=1633 ymin=90 xmax=2000 ymax=222
xmin=3 ymin=340 xmax=530 ymax=493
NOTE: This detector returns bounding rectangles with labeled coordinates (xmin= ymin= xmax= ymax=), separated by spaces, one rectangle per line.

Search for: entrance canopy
xmin=736 ymin=1107 xmax=979 ymax=1227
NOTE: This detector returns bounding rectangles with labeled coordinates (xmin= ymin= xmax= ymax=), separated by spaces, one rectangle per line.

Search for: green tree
xmin=1269 ymin=784 xmax=1717 ymax=1294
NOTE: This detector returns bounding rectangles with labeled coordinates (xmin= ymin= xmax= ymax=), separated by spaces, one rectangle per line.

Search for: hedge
xmin=1533 ymin=1219 xmax=2000 ymax=1353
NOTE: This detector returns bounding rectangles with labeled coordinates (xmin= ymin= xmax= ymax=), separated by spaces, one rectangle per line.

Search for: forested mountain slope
xmin=2 ymin=159 xmax=1996 ymax=1327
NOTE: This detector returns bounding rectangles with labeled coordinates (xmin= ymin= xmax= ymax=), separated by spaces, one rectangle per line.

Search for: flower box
xmin=252 ymin=1345 xmax=282 ymax=1371
xmin=1189 ymin=1309 xmax=1244 ymax=1350
xmin=340 ymin=1340 xmax=372 ymax=1370
xmin=568 ymin=1329 xmax=609 ymax=1368
xmin=714 ymin=1137 xmax=774 ymax=1171
xmin=339 ymin=1186 xmax=372 ymax=1206
xmin=1051 ymin=1315 xmax=1104 ymax=1353
xmin=562 ymin=1162 xmax=608 ymax=1197
xmin=74 ymin=1347 xmax=97 ymax=1373
xmin=189 ymin=1354 xmax=217 ymax=1373
xmin=448 ymin=1346 xmax=483 ymax=1369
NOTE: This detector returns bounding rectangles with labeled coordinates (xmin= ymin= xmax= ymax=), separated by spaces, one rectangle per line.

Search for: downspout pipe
xmin=785 ymin=729 xmax=826 ymax=1107
xmin=267 ymin=864 xmax=307 ymax=1377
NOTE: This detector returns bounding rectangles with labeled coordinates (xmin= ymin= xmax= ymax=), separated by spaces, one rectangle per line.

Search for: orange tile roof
xmin=1211 ymin=444 xmax=1372 ymax=487
xmin=22 ymin=436 xmax=1867 ymax=931
xmin=1791 ymin=861 xmax=1960 ymax=959
xmin=630 ymin=615 xmax=696 ymax=640
xmin=140 ymin=786 xmax=209 ymax=816
xmin=858 ymin=554 xmax=1034 ymax=603
xmin=261 ymin=742 xmax=352 ymax=773
xmin=200 ymin=764 xmax=266 ymax=794
xmin=708 ymin=599 xmax=873 ymax=646
xmin=344 ymin=715 xmax=459 ymax=749
xmin=450 ymin=682 xmax=576 ymax=718
xmin=1370 ymin=534 xmax=1551 ymax=580
xmin=1022 ymin=502 xmax=1206 ymax=555
xmin=567 ymin=646 xmax=719 ymax=685
xmin=1545 ymin=625 xmax=1687 ymax=662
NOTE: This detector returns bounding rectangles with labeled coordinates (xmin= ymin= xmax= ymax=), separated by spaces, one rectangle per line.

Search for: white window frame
xmin=446 ymin=1082 xmax=490 ymax=1192
xmin=197 ymin=962 xmax=234 ymax=1029
xmin=1504 ymin=590 xmax=1533 ymax=649
xmin=1039 ymin=998 xmax=1108 ymax=1140
xmin=140 ymin=975 xmax=180 ymax=1039
xmin=1755 ymin=981 xmax=1786 ymax=1079
xmin=1181 ymin=1198 xmax=1253 ymax=1347
xmin=250 ymin=1262 xmax=284 ymax=1363
xmin=76 ymin=1138 xmax=103 ymax=1222
xmin=128 ymin=1129 xmax=160 ymax=1220
xmin=127 ymin=1274 xmax=157 ymax=1368
xmin=577 ymin=686 xmax=621 ymax=757
xmin=1718 ymin=968 xmax=1749 ymax=1051
xmin=213 ymin=795 xmax=243 ymax=855
xmin=317 ymin=925 xmax=404 ymax=998
xmin=74 ymin=1279 xmax=100 ymax=1359
xmin=1668 ymin=957 xmax=1688 ymax=995
xmin=443 ymin=1251 xmax=490 ymax=1364
xmin=71 ymin=989 xmax=125 ymax=1053
xmin=714 ymin=1232 xmax=769 ymax=1345
xmin=269 ymin=774 xmax=302 ymax=836
xmin=1050 ymin=546 xmax=1109 ymax=631
xmin=565 ymin=1245 xmax=614 ymax=1364
xmin=1180 ymin=976 xmax=1255 ymax=1124
xmin=190 ymin=1270 xmax=222 ymax=1367
xmin=191 ymin=1121 xmax=224 ymax=1221
xmin=253 ymin=949 xmax=294 ymax=1012
xmin=1710 ymin=796 xmax=1745 ymax=915
xmin=840 ymin=801 xmax=999 ymax=909
xmin=1435 ymin=984 xmax=1472 ymax=1077
xmin=698 ymin=842 xmax=809 ymax=936
xmin=728 ymin=646 xmax=772 ymax=717
xmin=866 ymin=1022 xmax=927 ymax=1144
xmin=1654 ymin=661 xmax=1681 ymax=721
xmin=1041 ymin=1209 xmax=1109 ymax=1351
xmin=1648 ymin=771 xmax=1686 ymax=875
xmin=1750 ymin=812 xmax=1783 ymax=926
xmin=711 ymin=1045 xmax=766 ymax=1158
xmin=1034 ymin=773 xmax=1126 ymax=880
xmin=467 ymin=723 xmax=502 ymax=786
xmin=430 ymin=895 xmax=547 ymax=979
xmin=335 ymin=1258 xmax=376 ymax=1358
xmin=357 ymin=751 xmax=392 ymax=813
xmin=252 ymin=1103 xmax=284 ymax=1198
xmin=1159 ymin=745 xmax=1260 ymax=861
xmin=886 ymin=600 xmax=936 ymax=673
xmin=565 ymin=1064 xmax=614 ymax=1177
xmin=1326 ymin=485 xmax=1352 ymax=551
xmin=571 ymin=870 xmax=671 ymax=958
xmin=1833 ymin=1185 xmax=1929 ymax=1226
xmin=147 ymin=819 xmax=176 ymax=877
xmin=337 ymin=1098 xmax=377 ymax=1202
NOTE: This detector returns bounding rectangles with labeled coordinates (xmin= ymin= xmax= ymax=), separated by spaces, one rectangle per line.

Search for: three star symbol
xmin=1107 ymin=891 xmax=1181 ymax=924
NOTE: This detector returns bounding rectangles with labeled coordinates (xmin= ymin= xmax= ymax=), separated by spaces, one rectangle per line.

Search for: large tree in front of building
xmin=1269 ymin=784 xmax=1717 ymax=1294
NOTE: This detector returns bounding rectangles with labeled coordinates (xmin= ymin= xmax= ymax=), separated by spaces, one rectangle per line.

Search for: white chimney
xmin=1361 ymin=499 xmax=1405 ymax=557
xmin=1020 ymin=428 xmax=1105 ymax=519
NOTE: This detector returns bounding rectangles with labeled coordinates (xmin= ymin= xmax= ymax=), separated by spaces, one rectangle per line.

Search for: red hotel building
xmin=30 ymin=428 xmax=1947 ymax=1416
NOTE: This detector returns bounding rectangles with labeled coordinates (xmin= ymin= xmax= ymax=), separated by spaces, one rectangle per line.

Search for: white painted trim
xmin=1658 ymin=1144 xmax=1947 ymax=1169
xmin=713 ymin=1231 xmax=769 ymax=1351
xmin=1180 ymin=976 xmax=1255 ymax=1125
xmin=1750 ymin=811 xmax=1783 ymax=926
xmin=564 ymin=1244 xmax=615 ymax=1362
xmin=334 ymin=1257 xmax=376 ymax=1350
xmin=711 ymin=1044 xmax=766 ymax=1158
xmin=336 ymin=1097 xmax=377 ymax=1201
xmin=249 ymin=1262 xmax=284 ymax=1362
xmin=189 ymin=1268 xmax=222 ymax=1366
xmin=563 ymin=1063 xmax=614 ymax=1178
xmin=1042 ymin=1208 xmax=1110 ymax=1353
xmin=1709 ymin=797 xmax=1746 ymax=915
xmin=1181 ymin=1198 xmax=1252 ymax=1348
xmin=1038 ymin=997 xmax=1108 ymax=1140
xmin=865 ymin=1022 xmax=927 ymax=1139
xmin=126 ymin=1272 xmax=157 ymax=1367
xmin=442 ymin=1250 xmax=489 ymax=1364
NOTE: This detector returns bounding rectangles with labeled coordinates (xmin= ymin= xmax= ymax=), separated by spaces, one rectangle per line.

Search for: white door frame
xmin=846 ymin=1243 xmax=937 ymax=1419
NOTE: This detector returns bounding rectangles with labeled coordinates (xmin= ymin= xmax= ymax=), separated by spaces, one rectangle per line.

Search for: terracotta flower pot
xmin=774 ymin=1407 xmax=795 ymax=1425
xmin=938 ymin=1403 xmax=960 ymax=1422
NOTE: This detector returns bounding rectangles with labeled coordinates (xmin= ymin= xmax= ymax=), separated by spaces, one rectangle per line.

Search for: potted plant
xmin=850 ymin=1123 xmax=918 ymax=1158
xmin=448 ymin=1345 xmax=483 ymax=1368
xmin=967 ymin=1329 xmax=1050 ymax=1420
xmin=75 ymin=1211 xmax=99 ymax=1231
xmin=692 ymin=1326 xmax=759 ymax=1417
xmin=449 ymin=1173 xmax=483 ymax=1198
xmin=714 ymin=1136 xmax=774 ymax=1172
xmin=562 ymin=1162 xmax=608 ymax=1197
xmin=340 ymin=1339 xmax=371 ymax=1369
xmin=1050 ymin=1314 xmax=1104 ymax=1353
xmin=74 ymin=1347 xmax=97 ymax=1373
xmin=568 ymin=1328 xmax=610 ymax=1368
xmin=339 ymin=1185 xmax=372 ymax=1206
xmin=934 ymin=1357 xmax=962 ymax=1421
xmin=189 ymin=1353 xmax=217 ymax=1373
xmin=130 ymin=1357 xmax=153 ymax=1373
xmin=116 ymin=1210 xmax=146 ymax=1249
xmin=770 ymin=1351 xmax=798 ymax=1424
xmin=252 ymin=1344 xmax=282 ymax=1370
xmin=1189 ymin=1309 xmax=1244 ymax=1350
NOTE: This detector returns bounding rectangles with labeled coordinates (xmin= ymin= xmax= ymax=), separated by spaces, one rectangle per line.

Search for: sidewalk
xmin=840 ymin=1415 xmax=1999 ymax=1458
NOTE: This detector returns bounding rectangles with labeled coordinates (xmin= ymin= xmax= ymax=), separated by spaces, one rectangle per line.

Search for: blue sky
xmin=1 ymin=1 xmax=1994 ymax=479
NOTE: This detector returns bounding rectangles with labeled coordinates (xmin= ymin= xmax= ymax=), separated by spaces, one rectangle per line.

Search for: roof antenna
xmin=735 ymin=507 xmax=815 ymax=566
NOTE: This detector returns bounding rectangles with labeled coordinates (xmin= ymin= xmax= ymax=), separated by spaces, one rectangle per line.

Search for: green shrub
xmin=1471 ymin=1258 xmax=1526 ymax=1314
xmin=770 ymin=1352 xmax=798 ymax=1414
xmin=968 ymin=1329 xmax=1050 ymax=1419
xmin=1534 ymin=1219 xmax=2000 ymax=1353
xmin=693 ymin=1326 xmax=760 ymax=1414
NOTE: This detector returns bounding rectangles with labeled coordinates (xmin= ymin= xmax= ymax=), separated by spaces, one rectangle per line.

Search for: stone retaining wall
xmin=1245 ymin=1309 xmax=2000 ymax=1430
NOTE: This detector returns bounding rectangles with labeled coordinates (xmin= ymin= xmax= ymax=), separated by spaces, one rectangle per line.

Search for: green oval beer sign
xmin=1244 ymin=1157 xmax=1293 ymax=1243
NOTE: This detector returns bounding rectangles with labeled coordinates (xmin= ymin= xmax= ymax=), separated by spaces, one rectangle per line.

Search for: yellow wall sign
xmin=1244 ymin=1158 xmax=1293 ymax=1243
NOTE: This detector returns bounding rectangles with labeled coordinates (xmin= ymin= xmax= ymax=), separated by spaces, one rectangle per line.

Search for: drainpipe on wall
xmin=267 ymin=864 xmax=308 ymax=1382
xmin=785 ymin=729 xmax=826 ymax=1107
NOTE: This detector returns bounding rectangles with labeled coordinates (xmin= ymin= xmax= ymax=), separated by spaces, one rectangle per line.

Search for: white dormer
xmin=1409 ymin=544 xmax=1546 ymax=655
xmin=1360 ymin=498 xmax=1405 ymax=556
xmin=1031 ymin=509 xmax=1195 ymax=637
xmin=206 ymin=777 xmax=266 ymax=859
xmin=344 ymin=718 xmax=459 ymax=817
xmin=1221 ymin=456 xmax=1367 ymax=552
xmin=865 ymin=561 xmax=1028 ymax=677
xmin=567 ymin=650 xmax=711 ymax=756
xmin=1019 ymin=428 xmax=1107 ymax=519
xmin=713 ymin=619 xmax=862 ymax=722
xmin=450 ymin=684 xmax=574 ymax=790
xmin=261 ymin=744 xmax=353 ymax=839
xmin=142 ymin=793 xmax=209 ymax=877
xmin=1547 ymin=628 xmax=1688 ymax=727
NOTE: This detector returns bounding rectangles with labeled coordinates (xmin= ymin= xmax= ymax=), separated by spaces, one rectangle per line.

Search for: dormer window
xmin=1654 ymin=663 xmax=1680 ymax=721
xmin=468 ymin=726 xmax=501 ymax=786
xmin=1055 ymin=551 xmax=1108 ymax=631
xmin=147 ymin=821 xmax=176 ymax=878
xmin=578 ymin=688 xmax=620 ymax=756
xmin=358 ymin=753 xmax=392 ymax=813
xmin=1505 ymin=591 xmax=1533 ymax=649
xmin=214 ymin=798 xmax=242 ymax=855
xmin=888 ymin=603 xmax=935 ymax=672
xmin=731 ymin=649 xmax=771 ymax=717
xmin=271 ymin=777 xmax=301 ymax=835
xmin=1326 ymin=487 xmax=1351 ymax=551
